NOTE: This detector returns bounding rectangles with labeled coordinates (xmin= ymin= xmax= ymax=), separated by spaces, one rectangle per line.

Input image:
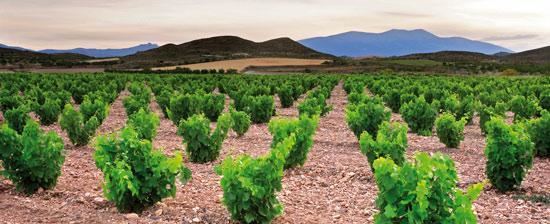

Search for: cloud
xmin=382 ymin=11 xmax=431 ymax=18
xmin=483 ymin=34 xmax=538 ymax=41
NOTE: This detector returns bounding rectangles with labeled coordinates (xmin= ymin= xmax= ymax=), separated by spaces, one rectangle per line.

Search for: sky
xmin=0 ymin=0 xmax=549 ymax=52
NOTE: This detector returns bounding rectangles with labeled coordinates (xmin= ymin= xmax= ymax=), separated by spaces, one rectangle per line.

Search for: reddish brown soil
xmin=0 ymin=82 xmax=548 ymax=224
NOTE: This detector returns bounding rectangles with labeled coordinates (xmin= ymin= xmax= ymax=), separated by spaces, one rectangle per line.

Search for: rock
xmin=93 ymin=197 xmax=104 ymax=204
xmin=84 ymin=192 xmax=91 ymax=197
xmin=37 ymin=188 xmax=44 ymax=194
xmin=157 ymin=202 xmax=167 ymax=207
xmin=125 ymin=213 xmax=139 ymax=220
xmin=154 ymin=209 xmax=163 ymax=216
xmin=76 ymin=196 xmax=85 ymax=204
xmin=192 ymin=217 xmax=201 ymax=222
xmin=333 ymin=214 xmax=341 ymax=219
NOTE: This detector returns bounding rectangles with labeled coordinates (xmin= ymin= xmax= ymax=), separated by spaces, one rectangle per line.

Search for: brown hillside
xmin=121 ymin=36 xmax=334 ymax=68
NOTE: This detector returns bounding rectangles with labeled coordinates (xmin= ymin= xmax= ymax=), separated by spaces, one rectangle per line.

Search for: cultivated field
xmin=0 ymin=73 xmax=548 ymax=224
xmin=153 ymin=58 xmax=329 ymax=72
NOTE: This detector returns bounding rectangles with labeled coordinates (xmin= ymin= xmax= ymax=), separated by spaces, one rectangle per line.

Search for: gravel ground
xmin=0 ymin=82 xmax=548 ymax=224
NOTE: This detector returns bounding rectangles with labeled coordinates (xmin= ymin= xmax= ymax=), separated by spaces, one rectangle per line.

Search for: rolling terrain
xmin=120 ymin=36 xmax=334 ymax=69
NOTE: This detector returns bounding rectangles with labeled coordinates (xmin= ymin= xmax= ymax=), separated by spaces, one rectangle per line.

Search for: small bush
xmin=230 ymin=108 xmax=251 ymax=137
xmin=216 ymin=136 xmax=295 ymax=224
xmin=400 ymin=96 xmax=438 ymax=136
xmin=359 ymin=122 xmax=407 ymax=171
xmin=167 ymin=93 xmax=202 ymax=125
xmin=268 ymin=115 xmax=319 ymax=169
xmin=202 ymin=93 xmax=225 ymax=121
xmin=509 ymin=95 xmax=539 ymax=122
xmin=526 ymin=110 xmax=550 ymax=157
xmin=277 ymin=84 xmax=294 ymax=108
xmin=383 ymin=89 xmax=401 ymax=112
xmin=94 ymin=127 xmax=190 ymax=213
xmin=4 ymin=105 xmax=30 ymax=134
xmin=435 ymin=113 xmax=467 ymax=148
xmin=485 ymin=117 xmax=534 ymax=192
xmin=0 ymin=120 xmax=65 ymax=194
xmin=177 ymin=113 xmax=232 ymax=163
xmin=80 ymin=96 xmax=109 ymax=123
xmin=373 ymin=152 xmax=484 ymax=223
xmin=479 ymin=102 xmax=507 ymax=135
xmin=346 ymin=100 xmax=391 ymax=139
xmin=241 ymin=95 xmax=275 ymax=123
xmin=127 ymin=108 xmax=160 ymax=141
xmin=35 ymin=98 xmax=61 ymax=125
xmin=59 ymin=104 xmax=100 ymax=146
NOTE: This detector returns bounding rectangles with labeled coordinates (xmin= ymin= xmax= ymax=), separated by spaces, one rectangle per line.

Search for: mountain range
xmin=299 ymin=29 xmax=513 ymax=57
xmin=39 ymin=43 xmax=158 ymax=58
xmin=0 ymin=43 xmax=158 ymax=58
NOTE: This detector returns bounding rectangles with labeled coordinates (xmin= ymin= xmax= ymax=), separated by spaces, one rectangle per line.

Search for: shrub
xmin=373 ymin=152 xmax=484 ymax=223
xmin=127 ymin=108 xmax=160 ymax=141
xmin=241 ymin=95 xmax=275 ymax=123
xmin=230 ymin=108 xmax=251 ymax=137
xmin=383 ymin=89 xmax=401 ymax=112
xmin=202 ymin=93 xmax=225 ymax=121
xmin=277 ymin=84 xmax=294 ymax=108
xmin=359 ymin=122 xmax=407 ymax=171
xmin=0 ymin=120 xmax=65 ymax=194
xmin=94 ymin=127 xmax=190 ymax=213
xmin=216 ymin=136 xmax=295 ymax=224
xmin=509 ymin=95 xmax=539 ymax=122
xmin=59 ymin=104 xmax=100 ymax=146
xmin=177 ymin=113 xmax=232 ymax=163
xmin=123 ymin=96 xmax=150 ymax=117
xmin=540 ymin=90 xmax=550 ymax=111
xmin=526 ymin=110 xmax=550 ymax=157
xmin=479 ymin=102 xmax=507 ymax=135
xmin=35 ymin=98 xmax=61 ymax=125
xmin=435 ymin=113 xmax=467 ymax=148
xmin=167 ymin=93 xmax=202 ymax=125
xmin=123 ymin=83 xmax=152 ymax=117
xmin=346 ymin=100 xmax=391 ymax=139
xmin=4 ymin=105 xmax=30 ymax=134
xmin=485 ymin=117 xmax=534 ymax=192
xmin=268 ymin=115 xmax=319 ymax=169
xmin=400 ymin=96 xmax=438 ymax=136
xmin=80 ymin=96 xmax=109 ymax=123
xmin=456 ymin=95 xmax=475 ymax=124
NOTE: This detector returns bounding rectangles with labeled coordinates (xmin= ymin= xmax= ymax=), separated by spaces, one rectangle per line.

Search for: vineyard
xmin=0 ymin=73 xmax=548 ymax=223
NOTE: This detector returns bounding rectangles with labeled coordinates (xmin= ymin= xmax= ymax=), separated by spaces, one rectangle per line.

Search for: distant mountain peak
xmin=299 ymin=29 xmax=512 ymax=57
xmin=38 ymin=43 xmax=159 ymax=58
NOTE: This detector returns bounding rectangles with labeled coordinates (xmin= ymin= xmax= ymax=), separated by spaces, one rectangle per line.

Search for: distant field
xmin=84 ymin=58 xmax=120 ymax=63
xmin=153 ymin=57 xmax=329 ymax=72
xmin=387 ymin=59 xmax=442 ymax=66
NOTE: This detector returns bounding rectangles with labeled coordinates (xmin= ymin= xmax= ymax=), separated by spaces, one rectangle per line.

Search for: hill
xmin=121 ymin=36 xmax=333 ymax=68
xmin=0 ymin=47 xmax=92 ymax=67
xmin=398 ymin=51 xmax=496 ymax=63
xmin=504 ymin=46 xmax=550 ymax=64
xmin=39 ymin=43 xmax=158 ymax=58
xmin=299 ymin=29 xmax=512 ymax=57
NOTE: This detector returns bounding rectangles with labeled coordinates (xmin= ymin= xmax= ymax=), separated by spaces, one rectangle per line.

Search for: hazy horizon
xmin=1 ymin=0 xmax=549 ymax=52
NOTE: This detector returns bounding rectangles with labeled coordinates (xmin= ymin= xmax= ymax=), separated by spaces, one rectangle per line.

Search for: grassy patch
xmin=512 ymin=193 xmax=550 ymax=205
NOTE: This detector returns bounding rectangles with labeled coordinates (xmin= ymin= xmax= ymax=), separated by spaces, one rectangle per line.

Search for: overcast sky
xmin=1 ymin=0 xmax=548 ymax=52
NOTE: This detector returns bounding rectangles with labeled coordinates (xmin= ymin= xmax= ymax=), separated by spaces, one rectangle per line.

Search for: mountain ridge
xmin=299 ymin=29 xmax=513 ymax=57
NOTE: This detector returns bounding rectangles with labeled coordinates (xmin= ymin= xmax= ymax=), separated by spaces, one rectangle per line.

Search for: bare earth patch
xmin=0 ymin=82 xmax=548 ymax=223
xmin=152 ymin=58 xmax=329 ymax=73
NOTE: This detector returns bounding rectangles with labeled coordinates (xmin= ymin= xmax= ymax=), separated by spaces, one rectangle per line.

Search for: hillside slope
xmin=0 ymin=47 xmax=91 ymax=67
xmin=121 ymin=36 xmax=333 ymax=68
xmin=504 ymin=46 xmax=550 ymax=64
